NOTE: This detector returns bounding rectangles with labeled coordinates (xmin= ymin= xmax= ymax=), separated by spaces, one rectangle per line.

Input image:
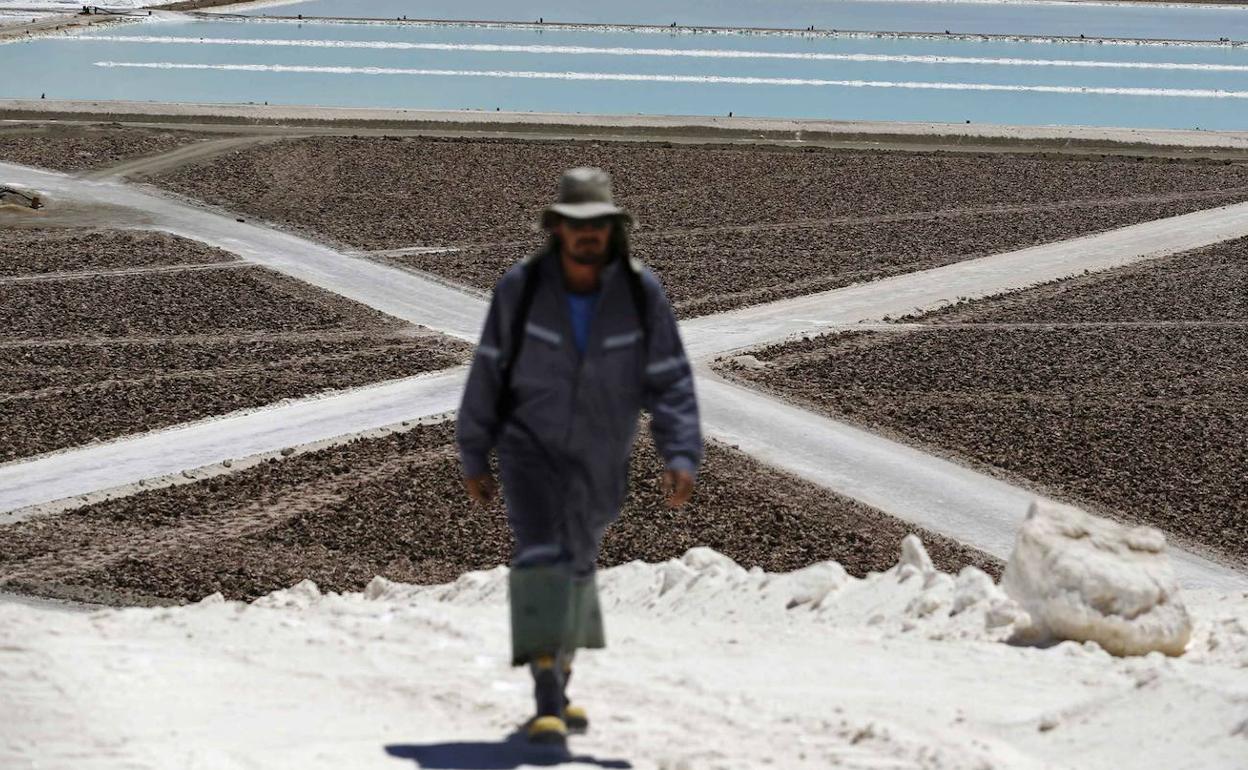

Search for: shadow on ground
xmin=386 ymin=731 xmax=632 ymax=769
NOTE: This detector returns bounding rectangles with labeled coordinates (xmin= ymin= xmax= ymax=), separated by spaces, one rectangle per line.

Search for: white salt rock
xmin=906 ymin=589 xmax=947 ymax=619
xmin=681 ymin=547 xmax=745 ymax=575
xmin=364 ymin=576 xmax=397 ymax=601
xmin=906 ymin=571 xmax=954 ymax=617
xmin=657 ymin=559 xmax=697 ymax=597
xmin=253 ymin=579 xmax=323 ymax=609
xmin=952 ymin=567 xmax=998 ymax=615
xmin=896 ymin=564 xmax=922 ymax=584
xmin=1182 ymin=607 xmax=1248 ymax=666
xmin=730 ymin=354 xmax=768 ymax=370
xmin=898 ymin=534 xmax=938 ymax=581
xmin=433 ymin=566 xmax=509 ymax=604
xmin=985 ymin=600 xmax=1028 ymax=630
xmin=899 ymin=534 xmax=935 ymax=575
xmin=767 ymin=561 xmax=850 ymax=610
xmin=1001 ymin=500 xmax=1192 ymax=657
xmin=596 ymin=560 xmax=673 ymax=606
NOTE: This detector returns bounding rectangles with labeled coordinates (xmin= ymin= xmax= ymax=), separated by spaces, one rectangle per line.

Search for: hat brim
xmin=543 ymin=201 xmax=633 ymax=225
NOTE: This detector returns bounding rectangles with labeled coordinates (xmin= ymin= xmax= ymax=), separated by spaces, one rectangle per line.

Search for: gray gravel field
xmin=0 ymin=228 xmax=237 ymax=276
xmin=152 ymin=135 xmax=1248 ymax=315
xmin=0 ymin=124 xmax=211 ymax=173
xmin=1 ymin=230 xmax=469 ymax=461
xmin=0 ymin=422 xmax=998 ymax=605
xmin=407 ymin=200 xmax=1234 ymax=316
xmin=1 ymin=266 xmax=408 ymax=339
xmin=6 ymin=134 xmax=1241 ymax=604
xmin=726 ymin=238 xmax=1248 ymax=565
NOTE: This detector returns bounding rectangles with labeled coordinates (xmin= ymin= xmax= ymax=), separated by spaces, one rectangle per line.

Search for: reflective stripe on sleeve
xmin=645 ymin=355 xmax=688 ymax=376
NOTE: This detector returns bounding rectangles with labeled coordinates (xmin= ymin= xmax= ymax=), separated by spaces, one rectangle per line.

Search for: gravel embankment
xmin=152 ymin=135 xmax=1248 ymax=315
xmin=153 ymin=136 xmax=1248 ymax=247
xmin=0 ymin=124 xmax=210 ymax=172
xmin=2 ymin=267 xmax=402 ymax=338
xmin=0 ymin=228 xmax=237 ymax=276
xmin=0 ymin=423 xmax=998 ymax=605
xmin=413 ymin=201 xmax=1228 ymax=316
xmin=1 ymin=230 xmax=469 ymax=461
xmin=725 ymin=238 xmax=1248 ymax=565
xmin=0 ymin=336 xmax=463 ymax=462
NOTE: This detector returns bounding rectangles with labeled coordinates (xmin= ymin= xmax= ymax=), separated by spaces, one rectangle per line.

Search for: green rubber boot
xmin=527 ymin=654 xmax=568 ymax=744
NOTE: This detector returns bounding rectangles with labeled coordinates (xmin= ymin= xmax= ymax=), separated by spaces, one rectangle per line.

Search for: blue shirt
xmin=566 ymin=290 xmax=600 ymax=356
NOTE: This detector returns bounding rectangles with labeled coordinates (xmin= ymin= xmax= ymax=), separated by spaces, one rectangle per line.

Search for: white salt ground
xmin=0 ymin=1 xmax=186 ymax=28
xmin=0 ymin=10 xmax=55 ymax=26
xmin=0 ymin=1 xmax=182 ymax=8
xmin=2 ymin=541 xmax=1246 ymax=770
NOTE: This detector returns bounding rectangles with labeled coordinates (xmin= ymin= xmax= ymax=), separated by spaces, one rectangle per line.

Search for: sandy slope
xmin=3 ymin=544 xmax=1245 ymax=769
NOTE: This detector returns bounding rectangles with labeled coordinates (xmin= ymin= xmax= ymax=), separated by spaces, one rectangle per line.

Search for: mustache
xmin=570 ymin=251 xmax=607 ymax=265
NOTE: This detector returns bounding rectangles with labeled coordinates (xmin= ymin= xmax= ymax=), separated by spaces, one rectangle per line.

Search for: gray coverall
xmin=456 ymin=249 xmax=703 ymax=575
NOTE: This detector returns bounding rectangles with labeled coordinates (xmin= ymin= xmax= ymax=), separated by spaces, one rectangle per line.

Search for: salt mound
xmin=251 ymin=579 xmax=323 ymax=610
xmin=1183 ymin=593 xmax=1248 ymax=667
xmin=813 ymin=536 xmax=1024 ymax=641
xmin=239 ymin=538 xmax=1028 ymax=644
xmin=1002 ymin=500 xmax=1192 ymax=657
xmin=321 ymin=538 xmax=1018 ymax=642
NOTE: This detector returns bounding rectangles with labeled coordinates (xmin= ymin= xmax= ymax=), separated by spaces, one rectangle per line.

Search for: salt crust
xmin=5 ymin=533 xmax=1246 ymax=769
xmin=259 ymin=536 xmax=1026 ymax=645
xmin=1002 ymin=500 xmax=1193 ymax=656
xmin=247 ymin=525 xmax=1237 ymax=662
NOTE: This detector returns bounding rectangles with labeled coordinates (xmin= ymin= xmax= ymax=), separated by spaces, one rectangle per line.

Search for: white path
xmin=697 ymin=370 xmax=1243 ymax=591
xmin=0 ymin=163 xmax=487 ymax=342
xmin=682 ymin=199 xmax=1248 ymax=356
xmin=0 ymin=369 xmax=465 ymax=524
xmin=3 ymin=162 xmax=1247 ymax=589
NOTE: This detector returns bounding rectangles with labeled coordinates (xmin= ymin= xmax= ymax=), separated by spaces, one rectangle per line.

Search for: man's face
xmin=555 ymin=216 xmax=614 ymax=265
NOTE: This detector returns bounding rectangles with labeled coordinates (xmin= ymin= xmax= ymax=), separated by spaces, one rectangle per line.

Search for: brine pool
xmin=3 ymin=11 xmax=1246 ymax=129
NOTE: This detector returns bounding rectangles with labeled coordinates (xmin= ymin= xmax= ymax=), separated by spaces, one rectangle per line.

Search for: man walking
xmin=457 ymin=167 xmax=702 ymax=743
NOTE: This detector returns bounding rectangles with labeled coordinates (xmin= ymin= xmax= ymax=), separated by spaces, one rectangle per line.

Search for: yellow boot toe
xmin=527 ymin=715 xmax=568 ymax=744
xmin=565 ymin=704 xmax=589 ymax=733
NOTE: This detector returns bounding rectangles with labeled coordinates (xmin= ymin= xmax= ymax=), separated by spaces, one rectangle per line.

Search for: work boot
xmin=564 ymin=703 xmax=589 ymax=733
xmin=527 ymin=655 xmax=567 ymax=744
xmin=561 ymin=657 xmax=589 ymax=733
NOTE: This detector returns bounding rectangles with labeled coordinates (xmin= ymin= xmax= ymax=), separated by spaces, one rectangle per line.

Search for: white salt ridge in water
xmin=90 ymin=61 xmax=1248 ymax=99
xmin=68 ymin=35 xmax=1248 ymax=69
xmin=223 ymin=14 xmax=1248 ymax=48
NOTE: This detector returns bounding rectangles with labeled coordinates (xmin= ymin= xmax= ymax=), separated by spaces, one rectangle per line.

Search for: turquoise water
xmin=247 ymin=0 xmax=1248 ymax=42
xmin=2 ymin=17 xmax=1246 ymax=128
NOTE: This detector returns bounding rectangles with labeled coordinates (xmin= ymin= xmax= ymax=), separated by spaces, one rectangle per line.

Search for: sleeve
xmin=456 ymin=290 xmax=507 ymax=478
xmin=642 ymin=277 xmax=703 ymax=478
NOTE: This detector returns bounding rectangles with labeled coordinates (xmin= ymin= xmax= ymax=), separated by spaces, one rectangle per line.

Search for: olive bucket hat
xmin=541 ymin=167 xmax=634 ymax=228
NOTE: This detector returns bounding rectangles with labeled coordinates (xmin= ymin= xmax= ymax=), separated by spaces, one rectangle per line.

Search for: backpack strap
xmin=496 ymin=253 xmax=543 ymax=419
xmin=624 ymin=256 xmax=651 ymax=348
